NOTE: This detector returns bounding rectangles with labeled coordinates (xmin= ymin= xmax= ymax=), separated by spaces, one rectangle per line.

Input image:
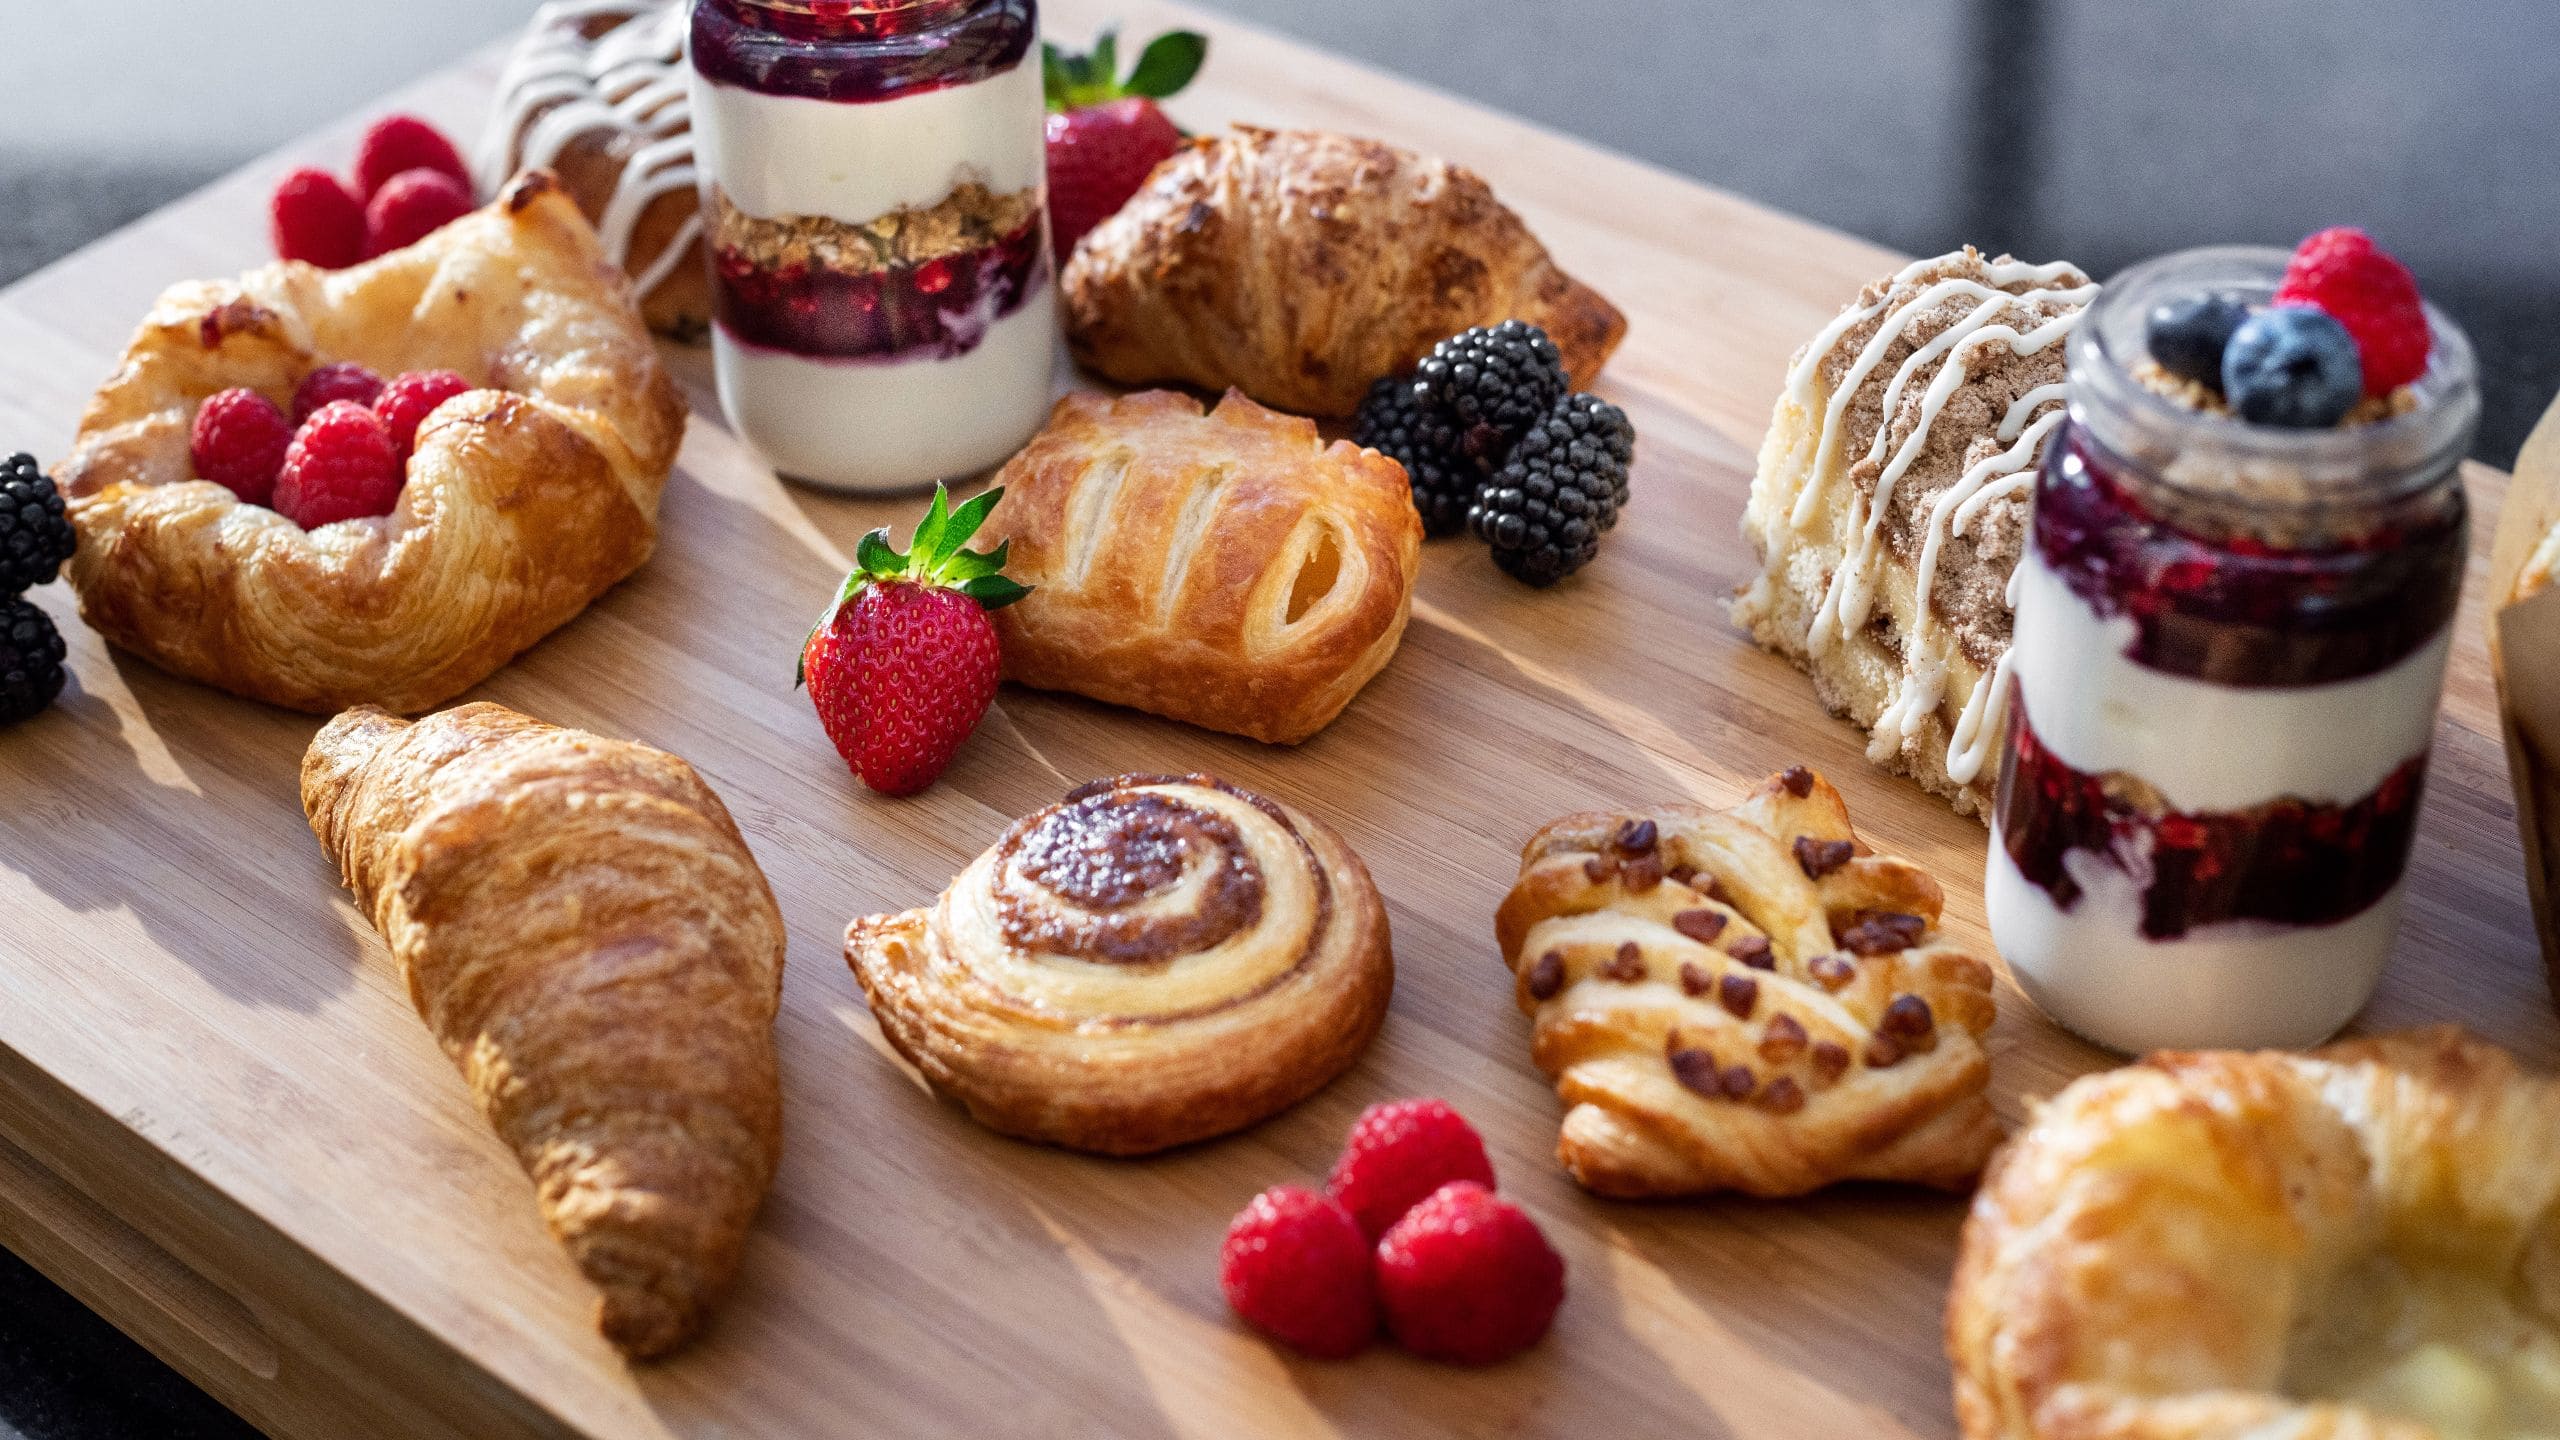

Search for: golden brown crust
xmin=1061 ymin=127 xmax=1627 ymax=416
xmin=843 ymin=773 xmax=1393 ymax=1156
xmin=58 ymin=172 xmax=685 ymax=714
xmin=1948 ymin=1028 xmax=2560 ymax=1440
xmin=301 ymin=702 xmax=783 ymax=1359
xmin=1494 ymin=767 xmax=2000 ymax=1197
xmin=987 ymin=389 xmax=1422 ymax=745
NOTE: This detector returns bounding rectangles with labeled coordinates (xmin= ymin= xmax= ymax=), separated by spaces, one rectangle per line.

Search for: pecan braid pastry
xmin=303 ymin=702 xmax=784 ymax=1359
xmin=845 ymin=773 xmax=1393 ymax=1155
xmin=1494 ymin=767 xmax=1999 ymax=1197
xmin=1951 ymin=1028 xmax=2560 ymax=1440
xmin=1061 ymin=126 xmax=1626 ymax=416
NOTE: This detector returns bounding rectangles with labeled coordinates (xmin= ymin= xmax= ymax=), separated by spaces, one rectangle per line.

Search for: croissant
xmin=1494 ymin=766 xmax=2000 ymax=1197
xmin=845 ymin=772 xmax=1393 ymax=1155
xmin=302 ymin=702 xmax=784 ymax=1358
xmin=1950 ymin=1028 xmax=2560 ymax=1440
xmin=1062 ymin=126 xmax=1627 ymax=416
xmin=987 ymin=389 xmax=1421 ymax=744
xmin=57 ymin=171 xmax=684 ymax=714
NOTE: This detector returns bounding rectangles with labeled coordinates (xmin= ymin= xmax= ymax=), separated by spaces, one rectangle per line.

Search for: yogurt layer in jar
xmin=688 ymin=0 xmax=1056 ymax=492
xmin=1989 ymin=245 xmax=2479 ymax=1053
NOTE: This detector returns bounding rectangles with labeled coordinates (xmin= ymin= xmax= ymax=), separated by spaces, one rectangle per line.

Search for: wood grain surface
xmin=0 ymin=3 xmax=2548 ymax=1436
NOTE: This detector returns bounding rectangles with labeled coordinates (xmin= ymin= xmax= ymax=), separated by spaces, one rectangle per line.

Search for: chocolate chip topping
xmin=1839 ymin=911 xmax=1927 ymax=955
xmin=1602 ymin=943 xmax=1648 ymax=983
xmin=1719 ymin=1064 xmax=1757 ymax=1101
xmin=1759 ymin=1013 xmax=1808 ymax=1062
xmin=1613 ymin=817 xmax=1658 ymax=854
xmin=1718 ymin=973 xmax=1759 ymax=1019
xmin=1527 ymin=950 xmax=1566 ymax=1000
xmin=1678 ymin=962 xmax=1712 ymax=997
xmin=1727 ymin=934 xmax=1775 ymax=970
xmin=1809 ymin=953 xmax=1856 ymax=991
xmin=1758 ymin=1077 xmax=1807 ymax=1115
xmin=998 ymin=792 xmax=1263 ymax=961
xmin=1879 ymin=993 xmax=1936 ymax=1042
xmin=1865 ymin=1034 xmax=1908 ymax=1069
xmin=1672 ymin=909 xmax=1729 ymax=944
xmin=1794 ymin=836 xmax=1855 ymax=880
xmin=1780 ymin=766 xmax=1815 ymax=799
xmin=1666 ymin=864 xmax=1698 ymax=887
xmin=1669 ymin=1045 xmax=1720 ymax=1097
xmin=1620 ymin=851 xmax=1665 ymax=893
xmin=1584 ymin=855 xmax=1615 ymax=884
xmin=1810 ymin=1041 xmax=1852 ymax=1085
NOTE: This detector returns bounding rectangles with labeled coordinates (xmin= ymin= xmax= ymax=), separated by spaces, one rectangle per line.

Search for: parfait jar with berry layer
xmin=687 ymin=0 xmax=1055 ymax=492
xmin=1989 ymin=246 xmax=2478 ymax=1054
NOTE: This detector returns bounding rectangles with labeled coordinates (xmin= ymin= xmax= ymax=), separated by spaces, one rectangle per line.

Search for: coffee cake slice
xmin=1733 ymin=249 xmax=2096 ymax=820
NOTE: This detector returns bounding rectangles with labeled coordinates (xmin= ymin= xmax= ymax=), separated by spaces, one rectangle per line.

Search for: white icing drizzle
xmin=1773 ymin=251 xmax=2094 ymax=789
xmin=475 ymin=1 xmax=700 ymax=304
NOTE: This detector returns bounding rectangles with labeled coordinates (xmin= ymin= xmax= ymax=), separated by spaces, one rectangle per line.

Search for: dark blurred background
xmin=2 ymin=0 xmax=2554 ymax=1436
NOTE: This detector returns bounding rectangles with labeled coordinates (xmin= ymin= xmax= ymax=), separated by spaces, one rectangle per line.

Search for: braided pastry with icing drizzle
xmin=1494 ymin=767 xmax=1999 ymax=1197
xmin=475 ymin=0 xmax=706 ymax=339
xmin=845 ymin=774 xmax=1393 ymax=1155
xmin=1735 ymin=249 xmax=2095 ymax=820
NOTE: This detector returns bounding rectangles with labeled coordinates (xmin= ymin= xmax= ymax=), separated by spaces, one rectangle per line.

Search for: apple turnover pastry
xmin=987 ymin=389 xmax=1421 ymax=745
xmin=844 ymin=773 xmax=1393 ymax=1156
xmin=1734 ymin=249 xmax=2095 ymax=819
xmin=303 ymin=702 xmax=783 ymax=1358
xmin=1061 ymin=126 xmax=1626 ymax=417
xmin=1494 ymin=767 xmax=1999 ymax=1197
xmin=56 ymin=171 xmax=683 ymax=713
xmin=1951 ymin=1028 xmax=2560 ymax=1440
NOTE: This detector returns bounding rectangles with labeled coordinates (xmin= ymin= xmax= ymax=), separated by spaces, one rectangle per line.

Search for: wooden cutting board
xmin=0 ymin=3 xmax=2546 ymax=1436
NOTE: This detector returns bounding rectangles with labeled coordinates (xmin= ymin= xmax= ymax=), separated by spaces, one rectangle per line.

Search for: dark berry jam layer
xmin=1995 ymin=696 xmax=2424 ymax=940
xmin=2033 ymin=427 xmax=2465 ymax=686
xmin=692 ymin=0 xmax=1035 ymax=103
xmin=713 ymin=217 xmax=1044 ymax=361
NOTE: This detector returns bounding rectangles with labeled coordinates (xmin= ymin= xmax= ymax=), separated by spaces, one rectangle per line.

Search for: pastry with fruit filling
xmin=1734 ymin=248 xmax=2094 ymax=820
xmin=1493 ymin=766 xmax=2000 ymax=1198
xmin=1951 ymin=1028 xmax=2560 ymax=1440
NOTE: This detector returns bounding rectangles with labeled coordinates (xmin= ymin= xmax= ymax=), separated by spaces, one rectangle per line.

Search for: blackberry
xmin=1411 ymin=321 xmax=1568 ymax=470
xmin=0 ymin=453 xmax=74 ymax=594
xmin=0 ymin=596 xmax=65 ymax=725
xmin=1466 ymin=393 xmax=1636 ymax=587
xmin=1356 ymin=376 xmax=1475 ymax=536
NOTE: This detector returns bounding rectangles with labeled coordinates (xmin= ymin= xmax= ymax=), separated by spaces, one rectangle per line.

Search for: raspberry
xmin=354 ymin=114 xmax=471 ymax=201
xmin=1374 ymin=1181 xmax=1564 ymax=1365
xmin=1325 ymin=1098 xmax=1497 ymax=1240
xmin=1218 ymin=1185 xmax=1377 ymax=1359
xmin=189 ymin=388 xmax=295 ymax=505
xmin=363 ymin=169 xmax=474 ymax=258
xmin=290 ymin=362 xmax=386 ymax=425
xmin=270 ymin=167 xmax=367 ymax=270
xmin=273 ymin=402 xmax=405 ymax=529
xmin=375 ymin=370 xmax=474 ymax=458
xmin=2272 ymin=227 xmax=2431 ymax=397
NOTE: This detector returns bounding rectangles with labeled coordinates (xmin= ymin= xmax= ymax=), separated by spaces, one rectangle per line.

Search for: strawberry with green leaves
xmin=1043 ymin=27 xmax=1208 ymax=263
xmin=797 ymin=485 xmax=1030 ymax=797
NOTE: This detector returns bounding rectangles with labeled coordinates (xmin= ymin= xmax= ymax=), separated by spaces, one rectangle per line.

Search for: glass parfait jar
xmin=1988 ymin=246 xmax=2479 ymax=1054
xmin=687 ymin=0 xmax=1056 ymax=492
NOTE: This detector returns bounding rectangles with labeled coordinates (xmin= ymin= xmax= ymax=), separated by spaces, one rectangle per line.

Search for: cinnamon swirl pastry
xmin=844 ymin=773 xmax=1393 ymax=1155
xmin=1494 ymin=767 xmax=2000 ymax=1197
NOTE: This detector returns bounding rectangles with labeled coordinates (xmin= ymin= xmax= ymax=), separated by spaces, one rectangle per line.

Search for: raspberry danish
xmin=844 ymin=773 xmax=1393 ymax=1155
xmin=1494 ymin=767 xmax=2000 ymax=1197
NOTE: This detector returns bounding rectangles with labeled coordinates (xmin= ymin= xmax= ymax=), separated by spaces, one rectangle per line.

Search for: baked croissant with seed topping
xmin=845 ymin=773 xmax=1393 ymax=1155
xmin=1494 ymin=767 xmax=1999 ymax=1197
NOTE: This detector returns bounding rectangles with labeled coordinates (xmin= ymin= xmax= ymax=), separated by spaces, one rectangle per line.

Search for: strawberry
xmin=1042 ymin=28 xmax=1206 ymax=262
xmin=797 ymin=485 xmax=1029 ymax=797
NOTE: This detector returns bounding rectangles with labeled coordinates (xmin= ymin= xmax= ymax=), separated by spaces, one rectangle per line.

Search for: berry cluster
xmin=2146 ymin=227 xmax=2432 ymax=430
xmin=1356 ymin=322 xmax=1636 ymax=586
xmin=1219 ymin=1098 xmax=1565 ymax=1365
xmin=189 ymin=365 xmax=473 ymax=529
xmin=271 ymin=114 xmax=476 ymax=270
xmin=0 ymin=453 xmax=76 ymax=725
